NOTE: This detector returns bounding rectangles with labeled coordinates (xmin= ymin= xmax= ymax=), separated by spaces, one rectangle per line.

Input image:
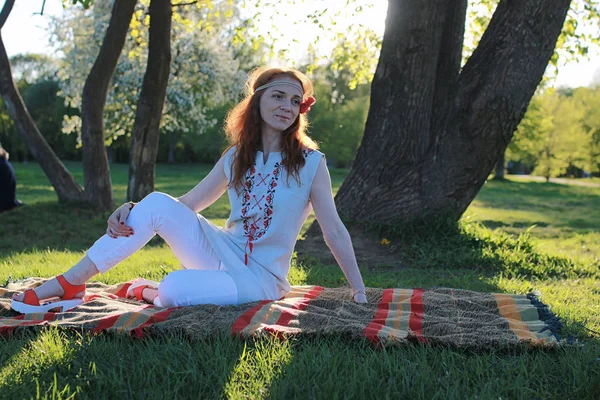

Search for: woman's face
xmin=259 ymin=76 xmax=303 ymax=134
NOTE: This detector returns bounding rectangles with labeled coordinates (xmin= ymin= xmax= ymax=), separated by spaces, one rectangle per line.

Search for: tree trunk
xmin=81 ymin=0 xmax=137 ymax=210
xmin=0 ymin=0 xmax=83 ymax=202
xmin=332 ymin=0 xmax=570 ymax=225
xmin=494 ymin=151 xmax=505 ymax=180
xmin=127 ymin=0 xmax=172 ymax=201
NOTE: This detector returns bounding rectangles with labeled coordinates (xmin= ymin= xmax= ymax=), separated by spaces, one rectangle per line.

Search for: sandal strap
xmin=22 ymin=289 xmax=40 ymax=306
xmin=56 ymin=275 xmax=86 ymax=300
xmin=133 ymin=285 xmax=147 ymax=301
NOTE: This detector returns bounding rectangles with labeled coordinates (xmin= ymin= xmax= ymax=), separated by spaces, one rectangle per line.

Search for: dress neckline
xmin=256 ymin=150 xmax=281 ymax=165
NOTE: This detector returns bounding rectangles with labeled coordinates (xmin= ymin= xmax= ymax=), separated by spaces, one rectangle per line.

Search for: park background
xmin=0 ymin=0 xmax=599 ymax=398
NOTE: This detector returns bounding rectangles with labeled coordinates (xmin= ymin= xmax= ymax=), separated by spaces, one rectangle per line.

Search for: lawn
xmin=1 ymin=162 xmax=599 ymax=399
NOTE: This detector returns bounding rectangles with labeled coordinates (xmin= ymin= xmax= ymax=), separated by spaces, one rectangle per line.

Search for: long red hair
xmin=223 ymin=67 xmax=318 ymax=189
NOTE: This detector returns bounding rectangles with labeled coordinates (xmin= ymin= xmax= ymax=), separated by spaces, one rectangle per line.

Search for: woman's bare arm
xmin=309 ymin=157 xmax=367 ymax=303
xmin=178 ymin=156 xmax=229 ymax=213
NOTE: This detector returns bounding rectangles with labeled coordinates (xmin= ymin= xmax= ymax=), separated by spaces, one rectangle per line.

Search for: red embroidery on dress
xmin=251 ymin=194 xmax=265 ymax=210
xmin=241 ymin=161 xmax=282 ymax=265
xmin=256 ymin=173 xmax=270 ymax=187
xmin=302 ymin=149 xmax=315 ymax=158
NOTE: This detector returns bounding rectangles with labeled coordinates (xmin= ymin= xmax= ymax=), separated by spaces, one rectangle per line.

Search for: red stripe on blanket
xmin=0 ymin=313 xmax=57 ymax=337
xmin=362 ymin=289 xmax=394 ymax=344
xmin=409 ymin=288 xmax=426 ymax=342
xmin=115 ymin=283 xmax=132 ymax=299
xmin=231 ymin=300 xmax=273 ymax=336
xmin=44 ymin=312 xmax=57 ymax=321
xmin=132 ymin=307 xmax=178 ymax=338
xmin=0 ymin=320 xmax=48 ymax=337
xmin=92 ymin=304 xmax=153 ymax=333
xmin=266 ymin=286 xmax=324 ymax=338
xmin=274 ymin=286 xmax=323 ymax=327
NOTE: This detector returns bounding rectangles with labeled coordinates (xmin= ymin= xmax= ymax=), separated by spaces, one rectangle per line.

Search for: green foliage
xmin=509 ymin=87 xmax=600 ymax=178
xmin=463 ymin=0 xmax=600 ymax=81
xmin=51 ymin=0 xmax=265 ymax=161
xmin=251 ymin=0 xmax=599 ymax=87
xmin=9 ymin=53 xmax=58 ymax=84
xmin=329 ymin=28 xmax=380 ymax=90
xmin=303 ymin=30 xmax=378 ymax=167
xmin=0 ymin=54 xmax=78 ymax=162
xmin=66 ymin=0 xmax=94 ymax=8
xmin=308 ymin=75 xmax=370 ymax=167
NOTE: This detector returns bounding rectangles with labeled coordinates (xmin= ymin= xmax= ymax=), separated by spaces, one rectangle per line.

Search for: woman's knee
xmin=132 ymin=192 xmax=182 ymax=220
xmin=138 ymin=191 xmax=178 ymax=209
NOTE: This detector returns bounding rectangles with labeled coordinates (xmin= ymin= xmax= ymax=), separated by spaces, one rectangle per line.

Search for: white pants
xmin=87 ymin=192 xmax=239 ymax=308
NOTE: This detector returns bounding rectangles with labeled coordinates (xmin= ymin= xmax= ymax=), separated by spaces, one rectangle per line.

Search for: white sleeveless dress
xmin=196 ymin=147 xmax=324 ymax=303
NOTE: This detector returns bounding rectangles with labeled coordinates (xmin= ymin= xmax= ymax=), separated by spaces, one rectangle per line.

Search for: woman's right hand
xmin=106 ymin=203 xmax=135 ymax=239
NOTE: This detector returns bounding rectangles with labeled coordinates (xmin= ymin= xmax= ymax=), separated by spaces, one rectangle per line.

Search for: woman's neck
xmin=259 ymin=132 xmax=282 ymax=154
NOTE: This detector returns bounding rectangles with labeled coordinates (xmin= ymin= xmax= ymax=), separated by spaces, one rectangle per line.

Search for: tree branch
xmin=0 ymin=0 xmax=15 ymax=30
xmin=457 ymin=0 xmax=571 ymax=145
xmin=172 ymin=0 xmax=200 ymax=7
xmin=34 ymin=0 xmax=47 ymax=16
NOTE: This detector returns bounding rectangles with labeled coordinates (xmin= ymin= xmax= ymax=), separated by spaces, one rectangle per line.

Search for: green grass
xmin=465 ymin=176 xmax=600 ymax=262
xmin=1 ymin=163 xmax=599 ymax=399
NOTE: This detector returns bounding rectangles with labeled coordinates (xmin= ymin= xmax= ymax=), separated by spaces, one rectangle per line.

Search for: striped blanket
xmin=0 ymin=279 xmax=562 ymax=348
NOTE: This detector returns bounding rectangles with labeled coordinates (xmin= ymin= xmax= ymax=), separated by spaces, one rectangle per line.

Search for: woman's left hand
xmin=352 ymin=292 xmax=368 ymax=304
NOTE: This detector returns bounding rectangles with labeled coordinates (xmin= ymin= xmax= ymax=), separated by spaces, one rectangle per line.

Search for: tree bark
xmin=332 ymin=0 xmax=571 ymax=225
xmin=0 ymin=0 xmax=83 ymax=202
xmin=80 ymin=0 xmax=137 ymax=210
xmin=127 ymin=0 xmax=172 ymax=201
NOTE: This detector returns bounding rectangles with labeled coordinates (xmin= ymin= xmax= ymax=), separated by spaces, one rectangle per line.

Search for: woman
xmin=11 ymin=67 xmax=368 ymax=313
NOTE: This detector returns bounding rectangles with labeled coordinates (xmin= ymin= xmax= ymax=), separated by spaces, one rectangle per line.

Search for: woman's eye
xmin=273 ymin=94 xmax=282 ymax=99
xmin=293 ymin=99 xmax=301 ymax=106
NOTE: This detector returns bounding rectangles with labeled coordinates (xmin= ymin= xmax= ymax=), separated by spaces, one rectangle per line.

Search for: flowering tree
xmin=54 ymin=0 xmax=246 ymax=200
xmin=0 ymin=0 xmax=137 ymax=206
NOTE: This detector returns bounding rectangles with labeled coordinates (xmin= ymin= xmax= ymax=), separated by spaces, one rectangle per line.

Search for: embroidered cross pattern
xmin=251 ymin=195 xmax=265 ymax=210
xmin=238 ymin=150 xmax=315 ymax=265
xmin=256 ymin=173 xmax=271 ymax=187
xmin=240 ymin=161 xmax=282 ymax=265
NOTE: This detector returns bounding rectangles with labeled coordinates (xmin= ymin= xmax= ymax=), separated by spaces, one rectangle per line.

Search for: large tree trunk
xmin=127 ymin=0 xmax=172 ymax=201
xmin=0 ymin=0 xmax=83 ymax=202
xmin=332 ymin=0 xmax=570 ymax=225
xmin=81 ymin=0 xmax=137 ymax=210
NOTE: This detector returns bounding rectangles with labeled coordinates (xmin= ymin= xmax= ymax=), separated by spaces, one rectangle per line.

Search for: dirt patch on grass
xmin=295 ymin=223 xmax=410 ymax=271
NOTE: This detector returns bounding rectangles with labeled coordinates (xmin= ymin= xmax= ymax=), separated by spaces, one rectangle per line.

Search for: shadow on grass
xmin=299 ymin=216 xmax=598 ymax=289
xmin=0 ymin=202 xmax=166 ymax=259
xmin=472 ymin=180 xmax=600 ymax=232
xmin=264 ymin=336 xmax=600 ymax=399
xmin=0 ymin=329 xmax=248 ymax=399
xmin=377 ymin=218 xmax=598 ymax=281
xmin=0 ymin=329 xmax=87 ymax=398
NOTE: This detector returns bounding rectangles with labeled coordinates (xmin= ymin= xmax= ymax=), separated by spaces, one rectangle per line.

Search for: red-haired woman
xmin=11 ymin=67 xmax=367 ymax=313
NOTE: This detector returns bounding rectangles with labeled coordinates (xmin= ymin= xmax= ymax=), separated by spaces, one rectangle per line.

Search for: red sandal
xmin=10 ymin=275 xmax=86 ymax=314
xmin=126 ymin=279 xmax=159 ymax=304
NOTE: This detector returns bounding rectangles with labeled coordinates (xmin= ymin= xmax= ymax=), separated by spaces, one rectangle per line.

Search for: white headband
xmin=254 ymin=80 xmax=304 ymax=95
